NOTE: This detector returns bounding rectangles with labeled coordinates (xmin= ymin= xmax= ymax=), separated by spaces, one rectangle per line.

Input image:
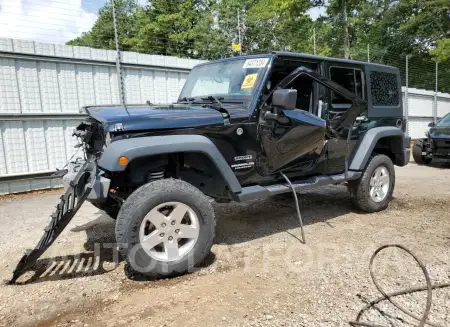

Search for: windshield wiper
xmin=200 ymin=96 xmax=225 ymax=108
xmin=178 ymin=97 xmax=195 ymax=104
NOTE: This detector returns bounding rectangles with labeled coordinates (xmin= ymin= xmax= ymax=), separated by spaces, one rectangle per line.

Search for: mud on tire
xmin=115 ymin=179 xmax=216 ymax=278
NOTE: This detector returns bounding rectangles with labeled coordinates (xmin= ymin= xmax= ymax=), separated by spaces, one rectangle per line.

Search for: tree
xmin=67 ymin=0 xmax=139 ymax=51
xmin=126 ymin=0 xmax=205 ymax=57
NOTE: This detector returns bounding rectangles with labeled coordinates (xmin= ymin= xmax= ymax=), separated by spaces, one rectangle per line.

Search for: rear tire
xmin=115 ymin=179 xmax=216 ymax=278
xmin=348 ymin=154 xmax=395 ymax=213
xmin=412 ymin=139 xmax=432 ymax=165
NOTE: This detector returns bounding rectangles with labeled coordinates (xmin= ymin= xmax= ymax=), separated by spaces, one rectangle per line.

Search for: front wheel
xmin=412 ymin=139 xmax=432 ymax=165
xmin=348 ymin=154 xmax=395 ymax=213
xmin=115 ymin=179 xmax=216 ymax=278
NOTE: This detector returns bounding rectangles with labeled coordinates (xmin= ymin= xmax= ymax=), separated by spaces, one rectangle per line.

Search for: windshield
xmin=436 ymin=113 xmax=450 ymax=127
xmin=178 ymin=58 xmax=269 ymax=103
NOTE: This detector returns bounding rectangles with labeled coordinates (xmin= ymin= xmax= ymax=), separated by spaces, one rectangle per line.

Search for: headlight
xmin=105 ymin=132 xmax=111 ymax=147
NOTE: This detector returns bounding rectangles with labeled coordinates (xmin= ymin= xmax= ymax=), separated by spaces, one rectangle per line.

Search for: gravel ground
xmin=0 ymin=162 xmax=449 ymax=327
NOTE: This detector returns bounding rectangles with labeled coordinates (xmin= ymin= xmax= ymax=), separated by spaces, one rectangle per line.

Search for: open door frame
xmin=261 ymin=66 xmax=368 ymax=138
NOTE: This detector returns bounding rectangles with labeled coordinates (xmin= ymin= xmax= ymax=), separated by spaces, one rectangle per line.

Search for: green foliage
xmin=431 ymin=38 xmax=450 ymax=63
xmin=67 ymin=0 xmax=139 ymax=51
xmin=67 ymin=0 xmax=450 ymax=91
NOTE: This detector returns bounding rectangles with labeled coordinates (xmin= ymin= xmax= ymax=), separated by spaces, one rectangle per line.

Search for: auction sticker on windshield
xmin=242 ymin=58 xmax=269 ymax=69
xmin=241 ymin=73 xmax=258 ymax=89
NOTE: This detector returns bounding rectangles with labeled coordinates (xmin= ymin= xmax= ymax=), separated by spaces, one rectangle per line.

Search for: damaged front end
xmin=9 ymin=119 xmax=108 ymax=283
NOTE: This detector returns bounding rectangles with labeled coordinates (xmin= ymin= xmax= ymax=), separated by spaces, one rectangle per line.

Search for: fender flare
xmin=349 ymin=127 xmax=407 ymax=170
xmin=98 ymin=135 xmax=242 ymax=193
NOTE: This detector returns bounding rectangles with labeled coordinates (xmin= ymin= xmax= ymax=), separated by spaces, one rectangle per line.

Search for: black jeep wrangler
xmin=412 ymin=113 xmax=450 ymax=165
xmin=11 ymin=52 xmax=410 ymax=282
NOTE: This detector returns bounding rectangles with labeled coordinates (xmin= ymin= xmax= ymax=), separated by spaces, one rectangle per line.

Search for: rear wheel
xmin=348 ymin=154 xmax=395 ymax=213
xmin=412 ymin=139 xmax=432 ymax=165
xmin=115 ymin=179 xmax=216 ymax=278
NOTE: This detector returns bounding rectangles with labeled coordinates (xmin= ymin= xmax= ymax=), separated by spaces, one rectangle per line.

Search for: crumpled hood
xmin=429 ymin=126 xmax=450 ymax=139
xmin=85 ymin=104 xmax=228 ymax=132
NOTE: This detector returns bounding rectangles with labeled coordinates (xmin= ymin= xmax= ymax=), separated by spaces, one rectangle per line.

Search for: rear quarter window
xmin=369 ymin=71 xmax=399 ymax=106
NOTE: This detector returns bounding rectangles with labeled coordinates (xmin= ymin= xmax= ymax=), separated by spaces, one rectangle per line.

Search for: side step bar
xmin=235 ymin=171 xmax=362 ymax=202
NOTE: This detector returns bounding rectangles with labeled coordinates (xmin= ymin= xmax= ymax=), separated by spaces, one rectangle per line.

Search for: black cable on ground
xmin=349 ymin=244 xmax=450 ymax=327
xmin=280 ymin=172 xmax=306 ymax=244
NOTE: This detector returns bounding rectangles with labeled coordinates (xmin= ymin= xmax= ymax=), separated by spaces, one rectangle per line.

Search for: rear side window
xmin=329 ymin=67 xmax=363 ymax=109
xmin=369 ymin=71 xmax=399 ymax=106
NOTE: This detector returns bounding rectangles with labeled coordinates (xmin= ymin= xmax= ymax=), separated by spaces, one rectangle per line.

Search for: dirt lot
xmin=0 ymin=162 xmax=449 ymax=327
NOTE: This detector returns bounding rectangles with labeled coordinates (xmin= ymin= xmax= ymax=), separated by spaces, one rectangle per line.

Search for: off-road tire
xmin=115 ymin=179 xmax=216 ymax=278
xmin=348 ymin=154 xmax=395 ymax=213
xmin=412 ymin=139 xmax=432 ymax=165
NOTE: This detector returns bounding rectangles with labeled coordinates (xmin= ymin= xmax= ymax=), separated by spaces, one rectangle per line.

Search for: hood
xmin=85 ymin=104 xmax=233 ymax=132
xmin=429 ymin=126 xmax=450 ymax=139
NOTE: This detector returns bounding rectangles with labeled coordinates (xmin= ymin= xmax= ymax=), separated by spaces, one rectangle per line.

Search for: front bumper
xmin=10 ymin=158 xmax=97 ymax=283
xmin=63 ymin=159 xmax=111 ymax=203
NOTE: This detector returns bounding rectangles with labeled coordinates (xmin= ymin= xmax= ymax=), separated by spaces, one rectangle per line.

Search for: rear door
xmin=324 ymin=62 xmax=366 ymax=172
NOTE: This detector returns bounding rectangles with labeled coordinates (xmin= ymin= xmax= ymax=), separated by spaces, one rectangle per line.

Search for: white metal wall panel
xmin=38 ymin=62 xmax=60 ymax=112
xmin=16 ymin=60 xmax=41 ymax=113
xmin=408 ymin=118 xmax=433 ymax=140
xmin=91 ymin=48 xmax=108 ymax=61
xmin=76 ymin=65 xmax=96 ymax=107
xmin=35 ymin=42 xmax=55 ymax=56
xmin=167 ymin=72 xmax=180 ymax=103
xmin=58 ymin=63 xmax=79 ymax=112
xmin=0 ymin=58 xmax=21 ymax=113
xmin=13 ymin=40 xmax=35 ymax=54
xmin=2 ymin=121 xmax=28 ymax=174
xmin=24 ymin=121 xmax=49 ymax=172
xmin=139 ymin=70 xmax=155 ymax=103
xmin=407 ymin=93 xmax=433 ymax=117
xmin=94 ymin=66 xmax=113 ymax=105
xmin=0 ymin=38 xmax=13 ymax=52
xmin=109 ymin=69 xmax=121 ymax=104
xmin=0 ymin=129 xmax=7 ymax=175
xmin=73 ymin=46 xmax=92 ymax=60
xmin=154 ymin=71 xmax=167 ymax=104
xmin=55 ymin=44 xmax=74 ymax=57
xmin=45 ymin=120 xmax=68 ymax=170
xmin=124 ymin=69 xmax=142 ymax=103
xmin=437 ymin=96 xmax=450 ymax=117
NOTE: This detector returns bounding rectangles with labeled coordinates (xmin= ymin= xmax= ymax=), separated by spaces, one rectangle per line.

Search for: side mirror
xmin=428 ymin=122 xmax=435 ymax=127
xmin=272 ymin=89 xmax=297 ymax=111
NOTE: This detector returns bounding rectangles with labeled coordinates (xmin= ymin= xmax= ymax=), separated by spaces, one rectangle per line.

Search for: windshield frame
xmin=178 ymin=55 xmax=274 ymax=109
xmin=436 ymin=113 xmax=450 ymax=127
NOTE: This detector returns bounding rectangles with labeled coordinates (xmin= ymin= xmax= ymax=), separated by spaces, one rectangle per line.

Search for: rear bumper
xmin=63 ymin=159 xmax=110 ymax=203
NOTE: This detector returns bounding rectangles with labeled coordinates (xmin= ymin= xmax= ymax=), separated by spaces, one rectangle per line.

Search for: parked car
xmin=413 ymin=113 xmax=450 ymax=165
xmin=11 ymin=52 xmax=410 ymax=282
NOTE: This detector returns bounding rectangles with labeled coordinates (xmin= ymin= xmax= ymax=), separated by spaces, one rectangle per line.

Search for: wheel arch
xmin=98 ymin=135 xmax=242 ymax=194
xmin=349 ymin=127 xmax=407 ymax=170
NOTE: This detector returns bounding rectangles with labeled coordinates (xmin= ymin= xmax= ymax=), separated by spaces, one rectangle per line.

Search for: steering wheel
xmin=214 ymin=75 xmax=223 ymax=83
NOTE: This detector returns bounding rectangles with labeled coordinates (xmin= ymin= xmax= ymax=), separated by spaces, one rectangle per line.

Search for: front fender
xmin=349 ymin=127 xmax=409 ymax=170
xmin=98 ymin=135 xmax=242 ymax=193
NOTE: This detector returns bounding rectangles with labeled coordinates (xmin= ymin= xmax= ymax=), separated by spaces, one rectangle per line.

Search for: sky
xmin=0 ymin=0 xmax=326 ymax=45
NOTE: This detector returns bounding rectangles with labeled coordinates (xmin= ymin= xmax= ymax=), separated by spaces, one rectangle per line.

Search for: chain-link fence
xmin=0 ymin=0 xmax=449 ymax=193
